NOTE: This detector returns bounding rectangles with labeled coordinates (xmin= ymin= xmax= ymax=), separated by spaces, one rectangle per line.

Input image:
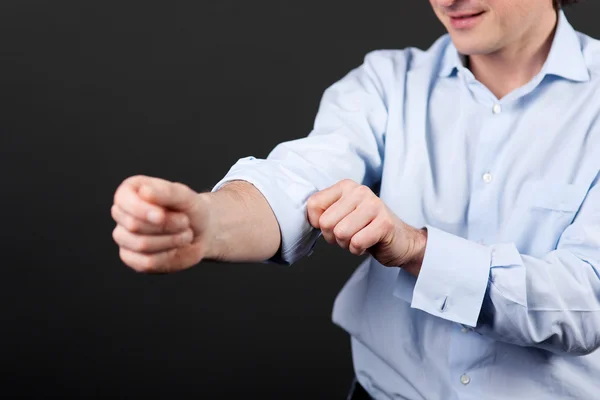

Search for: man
xmin=111 ymin=0 xmax=600 ymax=398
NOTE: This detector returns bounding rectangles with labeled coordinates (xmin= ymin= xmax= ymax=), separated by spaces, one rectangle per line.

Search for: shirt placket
xmin=448 ymin=74 xmax=512 ymax=398
xmin=461 ymin=73 xmax=508 ymax=246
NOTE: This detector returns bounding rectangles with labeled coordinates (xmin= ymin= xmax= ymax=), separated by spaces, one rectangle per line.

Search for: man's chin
xmin=450 ymin=38 xmax=496 ymax=57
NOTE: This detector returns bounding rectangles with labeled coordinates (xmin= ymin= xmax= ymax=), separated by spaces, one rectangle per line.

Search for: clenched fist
xmin=111 ymin=175 xmax=208 ymax=273
xmin=306 ymin=179 xmax=427 ymax=275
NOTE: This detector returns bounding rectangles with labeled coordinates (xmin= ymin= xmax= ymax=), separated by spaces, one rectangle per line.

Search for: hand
xmin=306 ymin=179 xmax=427 ymax=275
xmin=111 ymin=175 xmax=210 ymax=273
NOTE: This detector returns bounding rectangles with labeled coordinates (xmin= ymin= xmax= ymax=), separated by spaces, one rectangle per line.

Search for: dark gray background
xmin=0 ymin=1 xmax=598 ymax=398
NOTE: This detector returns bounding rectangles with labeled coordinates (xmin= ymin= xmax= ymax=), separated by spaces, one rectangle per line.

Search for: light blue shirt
xmin=212 ymin=11 xmax=600 ymax=400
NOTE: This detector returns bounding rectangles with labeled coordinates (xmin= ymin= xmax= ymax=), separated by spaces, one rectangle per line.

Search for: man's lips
xmin=448 ymin=11 xmax=485 ymax=19
xmin=448 ymin=11 xmax=486 ymax=29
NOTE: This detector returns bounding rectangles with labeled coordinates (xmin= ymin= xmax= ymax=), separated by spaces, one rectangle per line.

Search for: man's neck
xmin=467 ymin=11 xmax=558 ymax=100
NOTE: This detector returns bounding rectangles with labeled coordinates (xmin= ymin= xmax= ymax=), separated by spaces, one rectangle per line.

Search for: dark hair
xmin=554 ymin=0 xmax=579 ymax=9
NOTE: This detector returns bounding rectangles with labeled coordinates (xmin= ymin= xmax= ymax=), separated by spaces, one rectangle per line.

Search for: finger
xmin=333 ymin=203 xmax=378 ymax=250
xmin=319 ymin=194 xmax=361 ymax=245
xmin=138 ymin=181 xmax=197 ymax=212
xmin=111 ymin=204 xmax=189 ymax=234
xmin=114 ymin=180 xmax=167 ymax=224
xmin=307 ymin=179 xmax=357 ymax=228
xmin=119 ymin=245 xmax=202 ymax=274
xmin=112 ymin=225 xmax=194 ymax=253
xmin=349 ymin=217 xmax=388 ymax=256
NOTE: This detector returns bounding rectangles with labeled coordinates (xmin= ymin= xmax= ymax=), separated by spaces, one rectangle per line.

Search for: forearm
xmin=201 ymin=180 xmax=281 ymax=263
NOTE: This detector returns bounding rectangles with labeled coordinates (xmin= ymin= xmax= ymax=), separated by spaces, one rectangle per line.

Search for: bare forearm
xmin=200 ymin=180 xmax=281 ymax=263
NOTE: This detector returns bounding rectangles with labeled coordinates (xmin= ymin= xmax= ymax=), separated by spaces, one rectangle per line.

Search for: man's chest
xmin=377 ymin=80 xmax=600 ymax=257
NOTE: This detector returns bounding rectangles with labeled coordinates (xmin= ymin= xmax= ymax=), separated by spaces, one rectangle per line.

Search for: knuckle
xmin=173 ymin=181 xmax=190 ymax=191
xmin=134 ymin=237 xmax=150 ymax=252
xmin=113 ymin=186 xmax=124 ymax=205
xmin=118 ymin=248 xmax=129 ymax=263
xmin=333 ymin=224 xmax=349 ymax=240
xmin=306 ymin=194 xmax=319 ymax=210
xmin=340 ymin=179 xmax=357 ymax=189
xmin=173 ymin=233 xmax=184 ymax=247
xmin=123 ymin=216 xmax=139 ymax=232
xmin=323 ymin=234 xmax=335 ymax=245
xmin=118 ymin=191 xmax=137 ymax=211
xmin=307 ymin=212 xmax=321 ymax=229
xmin=319 ymin=215 xmax=333 ymax=231
xmin=134 ymin=264 xmax=151 ymax=273
xmin=110 ymin=205 xmax=119 ymax=220
xmin=380 ymin=217 xmax=394 ymax=231
xmin=120 ymin=248 xmax=140 ymax=270
xmin=366 ymin=197 xmax=381 ymax=209
xmin=120 ymin=248 xmax=153 ymax=272
xmin=170 ymin=182 xmax=187 ymax=198
xmin=355 ymin=185 xmax=371 ymax=196
xmin=130 ymin=260 xmax=148 ymax=272
xmin=127 ymin=174 xmax=146 ymax=184
xmin=171 ymin=214 xmax=188 ymax=231
xmin=117 ymin=175 xmax=140 ymax=196
xmin=179 ymin=213 xmax=190 ymax=226
xmin=139 ymin=255 xmax=156 ymax=271
xmin=112 ymin=226 xmax=121 ymax=243
xmin=348 ymin=245 xmax=362 ymax=256
xmin=350 ymin=237 xmax=364 ymax=251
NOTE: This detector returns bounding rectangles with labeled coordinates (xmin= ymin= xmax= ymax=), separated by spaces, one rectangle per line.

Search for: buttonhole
xmin=440 ymin=296 xmax=449 ymax=312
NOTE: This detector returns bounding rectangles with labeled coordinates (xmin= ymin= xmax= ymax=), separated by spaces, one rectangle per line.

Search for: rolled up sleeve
xmin=211 ymin=50 xmax=398 ymax=264
xmin=211 ymin=156 xmax=322 ymax=264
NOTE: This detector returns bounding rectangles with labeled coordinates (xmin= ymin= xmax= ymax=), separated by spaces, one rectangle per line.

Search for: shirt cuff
xmin=409 ymin=225 xmax=492 ymax=327
xmin=211 ymin=156 xmax=321 ymax=265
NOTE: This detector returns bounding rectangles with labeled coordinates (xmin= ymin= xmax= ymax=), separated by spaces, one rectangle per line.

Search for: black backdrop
xmin=1 ymin=1 xmax=598 ymax=398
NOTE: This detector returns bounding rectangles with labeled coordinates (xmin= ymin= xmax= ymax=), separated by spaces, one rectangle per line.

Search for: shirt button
xmin=492 ymin=104 xmax=502 ymax=114
xmin=460 ymin=374 xmax=471 ymax=385
xmin=482 ymin=172 xmax=493 ymax=184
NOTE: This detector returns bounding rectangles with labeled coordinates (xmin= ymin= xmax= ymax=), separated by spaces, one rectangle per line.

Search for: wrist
xmin=402 ymin=227 xmax=428 ymax=277
xmin=194 ymin=192 xmax=222 ymax=261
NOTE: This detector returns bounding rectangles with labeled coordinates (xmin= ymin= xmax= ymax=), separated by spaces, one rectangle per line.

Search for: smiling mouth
xmin=448 ymin=11 xmax=486 ymax=29
xmin=451 ymin=11 xmax=485 ymax=19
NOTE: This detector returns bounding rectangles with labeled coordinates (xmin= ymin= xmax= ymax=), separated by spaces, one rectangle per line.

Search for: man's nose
xmin=435 ymin=0 xmax=461 ymax=8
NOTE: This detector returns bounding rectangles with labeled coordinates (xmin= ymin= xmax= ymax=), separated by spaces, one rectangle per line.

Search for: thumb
xmin=139 ymin=180 xmax=197 ymax=211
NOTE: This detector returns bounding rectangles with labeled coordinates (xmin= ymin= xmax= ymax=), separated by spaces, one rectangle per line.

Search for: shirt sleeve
xmin=408 ymin=172 xmax=600 ymax=355
xmin=211 ymin=50 xmax=400 ymax=265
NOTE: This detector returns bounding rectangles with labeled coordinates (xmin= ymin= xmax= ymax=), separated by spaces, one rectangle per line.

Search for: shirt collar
xmin=438 ymin=37 xmax=464 ymax=78
xmin=438 ymin=10 xmax=589 ymax=82
xmin=542 ymin=10 xmax=589 ymax=82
